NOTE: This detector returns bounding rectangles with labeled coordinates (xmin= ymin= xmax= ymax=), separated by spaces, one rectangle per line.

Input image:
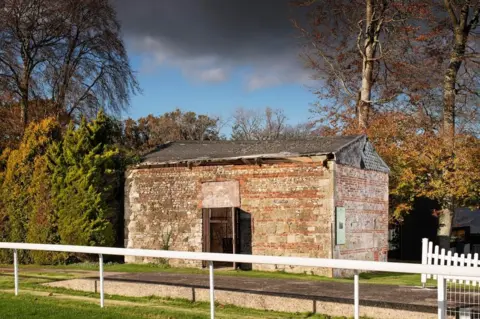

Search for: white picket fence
xmin=421 ymin=238 xmax=480 ymax=286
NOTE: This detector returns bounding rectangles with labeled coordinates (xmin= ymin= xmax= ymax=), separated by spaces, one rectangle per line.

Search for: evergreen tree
xmin=50 ymin=111 xmax=121 ymax=257
xmin=0 ymin=111 xmax=127 ymax=264
xmin=0 ymin=119 xmax=60 ymax=263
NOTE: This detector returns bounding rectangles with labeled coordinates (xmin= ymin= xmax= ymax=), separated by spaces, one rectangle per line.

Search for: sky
xmin=113 ymin=0 xmax=318 ymax=128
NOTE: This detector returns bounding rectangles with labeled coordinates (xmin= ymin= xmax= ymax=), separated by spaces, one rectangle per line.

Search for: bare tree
xmin=437 ymin=0 xmax=479 ymax=249
xmin=293 ymin=0 xmax=430 ymax=131
xmin=442 ymin=0 xmax=479 ymax=142
xmin=0 ymin=0 xmax=138 ymax=128
xmin=283 ymin=122 xmax=316 ymax=139
xmin=231 ymin=106 xmax=313 ymax=140
xmin=47 ymin=0 xmax=139 ymax=120
xmin=231 ymin=107 xmax=287 ymax=140
xmin=0 ymin=0 xmax=64 ymax=127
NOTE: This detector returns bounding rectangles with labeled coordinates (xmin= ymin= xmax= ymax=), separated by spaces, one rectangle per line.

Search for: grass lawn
xmin=0 ymin=293 xmax=203 ymax=319
xmin=0 ymin=262 xmax=433 ymax=287
xmin=0 ymin=274 xmax=358 ymax=319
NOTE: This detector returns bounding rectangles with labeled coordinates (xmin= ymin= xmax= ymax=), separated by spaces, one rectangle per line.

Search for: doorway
xmin=202 ymin=207 xmax=237 ymax=268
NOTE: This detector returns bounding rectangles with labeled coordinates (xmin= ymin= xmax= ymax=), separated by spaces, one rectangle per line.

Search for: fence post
xmin=437 ymin=275 xmax=446 ymax=319
xmin=354 ymin=271 xmax=359 ymax=319
xmin=421 ymin=238 xmax=428 ymax=287
xmin=99 ymin=254 xmax=104 ymax=308
xmin=209 ymin=261 xmax=215 ymax=319
xmin=13 ymin=249 xmax=18 ymax=296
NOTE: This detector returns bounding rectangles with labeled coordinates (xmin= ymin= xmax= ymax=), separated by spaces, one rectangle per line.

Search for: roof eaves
xmin=132 ymin=151 xmax=334 ymax=169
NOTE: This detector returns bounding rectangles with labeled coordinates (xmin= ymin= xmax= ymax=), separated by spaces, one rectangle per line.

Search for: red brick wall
xmin=125 ymin=162 xmax=334 ymax=275
xmin=333 ymin=164 xmax=389 ymax=277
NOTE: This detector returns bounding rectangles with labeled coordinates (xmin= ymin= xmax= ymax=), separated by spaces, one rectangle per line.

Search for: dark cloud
xmin=113 ymin=0 xmax=312 ymax=89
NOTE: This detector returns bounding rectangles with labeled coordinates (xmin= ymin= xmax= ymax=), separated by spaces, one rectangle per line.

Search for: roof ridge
xmin=331 ymin=134 xmax=365 ymax=153
xmin=166 ymin=135 xmax=364 ymax=144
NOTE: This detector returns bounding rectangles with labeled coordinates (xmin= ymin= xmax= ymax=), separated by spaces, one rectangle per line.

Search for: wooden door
xmin=202 ymin=208 xmax=211 ymax=267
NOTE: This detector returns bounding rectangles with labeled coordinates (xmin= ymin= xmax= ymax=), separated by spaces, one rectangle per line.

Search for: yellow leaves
xmin=361 ymin=111 xmax=480 ymax=221
xmin=393 ymin=203 xmax=413 ymax=222
xmin=1 ymin=118 xmax=60 ymax=185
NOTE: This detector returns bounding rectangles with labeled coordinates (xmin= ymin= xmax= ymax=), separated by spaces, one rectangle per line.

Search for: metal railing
xmin=1 ymin=242 xmax=480 ymax=319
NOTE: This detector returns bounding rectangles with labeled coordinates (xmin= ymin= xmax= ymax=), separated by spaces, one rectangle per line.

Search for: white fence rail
xmin=421 ymin=238 xmax=480 ymax=286
xmin=1 ymin=242 xmax=480 ymax=319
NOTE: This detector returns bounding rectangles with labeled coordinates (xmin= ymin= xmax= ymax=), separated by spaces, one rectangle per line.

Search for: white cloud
xmin=132 ymin=36 xmax=230 ymax=83
xmin=129 ymin=36 xmax=314 ymax=90
xmin=199 ymin=68 xmax=228 ymax=82
xmin=245 ymin=56 xmax=314 ymax=91
xmin=246 ymin=74 xmax=283 ymax=91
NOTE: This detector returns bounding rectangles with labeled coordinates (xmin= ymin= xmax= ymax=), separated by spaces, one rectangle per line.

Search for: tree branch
xmin=445 ymin=0 xmax=459 ymax=26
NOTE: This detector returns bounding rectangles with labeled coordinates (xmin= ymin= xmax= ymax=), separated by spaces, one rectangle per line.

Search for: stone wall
xmin=333 ymin=164 xmax=389 ymax=277
xmin=124 ymin=162 xmax=334 ymax=275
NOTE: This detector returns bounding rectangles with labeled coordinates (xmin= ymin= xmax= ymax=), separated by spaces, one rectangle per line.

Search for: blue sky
xmin=123 ymin=55 xmax=317 ymax=127
xmin=114 ymin=0 xmax=318 ymax=133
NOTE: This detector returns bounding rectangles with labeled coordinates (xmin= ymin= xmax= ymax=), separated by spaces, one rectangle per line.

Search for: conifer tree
xmin=50 ymin=111 xmax=121 ymax=256
xmin=0 ymin=119 xmax=60 ymax=263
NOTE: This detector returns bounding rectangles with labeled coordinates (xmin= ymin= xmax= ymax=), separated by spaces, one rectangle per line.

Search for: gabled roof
xmin=137 ymin=135 xmax=390 ymax=173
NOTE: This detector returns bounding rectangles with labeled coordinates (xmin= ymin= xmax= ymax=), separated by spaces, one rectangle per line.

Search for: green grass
xmin=0 ymin=274 xmax=359 ymax=319
xmin=0 ymin=294 xmax=184 ymax=319
xmin=0 ymin=262 xmax=433 ymax=287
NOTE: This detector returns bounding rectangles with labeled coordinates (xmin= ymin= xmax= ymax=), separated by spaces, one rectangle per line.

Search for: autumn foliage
xmin=0 ymin=112 xmax=124 ymax=263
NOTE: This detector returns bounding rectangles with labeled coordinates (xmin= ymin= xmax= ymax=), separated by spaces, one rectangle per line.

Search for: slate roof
xmin=138 ymin=135 xmax=390 ymax=173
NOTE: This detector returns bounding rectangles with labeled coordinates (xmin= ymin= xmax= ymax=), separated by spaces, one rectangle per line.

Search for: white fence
xmin=421 ymin=238 xmax=480 ymax=318
xmin=1 ymin=242 xmax=480 ymax=319
xmin=421 ymin=238 xmax=480 ymax=286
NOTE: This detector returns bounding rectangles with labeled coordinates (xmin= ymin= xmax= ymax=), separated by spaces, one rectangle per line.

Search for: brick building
xmin=124 ymin=135 xmax=389 ymax=277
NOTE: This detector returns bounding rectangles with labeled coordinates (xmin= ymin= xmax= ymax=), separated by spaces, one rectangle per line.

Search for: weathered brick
xmin=125 ymin=161 xmax=388 ymax=278
xmin=332 ymin=164 xmax=389 ymax=277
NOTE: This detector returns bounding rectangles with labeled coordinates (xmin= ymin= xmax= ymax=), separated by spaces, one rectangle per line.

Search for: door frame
xmin=202 ymin=207 xmax=238 ymax=269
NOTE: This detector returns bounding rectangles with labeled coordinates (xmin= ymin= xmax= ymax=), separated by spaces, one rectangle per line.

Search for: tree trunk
xmin=443 ymin=33 xmax=466 ymax=147
xmin=438 ymin=1 xmax=473 ymax=247
xmin=437 ymin=207 xmax=454 ymax=250
xmin=358 ymin=96 xmax=371 ymax=131
xmin=19 ymin=79 xmax=29 ymax=128
xmin=20 ymin=100 xmax=28 ymax=128
xmin=357 ymin=0 xmax=375 ymax=131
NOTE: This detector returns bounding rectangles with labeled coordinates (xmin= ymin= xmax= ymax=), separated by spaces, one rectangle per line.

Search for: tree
xmin=0 ymin=0 xmax=138 ymax=128
xmin=0 ymin=111 xmax=130 ymax=263
xmin=49 ymin=111 xmax=121 ymax=253
xmin=0 ymin=0 xmax=63 ymax=127
xmin=437 ymin=0 xmax=479 ymax=248
xmin=231 ymin=106 xmax=313 ymax=140
xmin=47 ymin=0 xmax=139 ymax=120
xmin=0 ymin=99 xmax=59 ymax=152
xmin=296 ymin=1 xmax=479 ymax=242
xmin=122 ymin=109 xmax=222 ymax=153
xmin=0 ymin=118 xmax=61 ymax=263
xmin=293 ymin=0 xmax=431 ymax=130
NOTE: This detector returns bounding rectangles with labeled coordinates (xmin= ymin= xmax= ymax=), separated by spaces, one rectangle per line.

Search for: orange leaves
xmin=391 ymin=2 xmax=430 ymax=17
xmin=400 ymin=25 xmax=421 ymax=35
xmin=356 ymin=111 xmax=479 ymax=221
xmin=415 ymin=34 xmax=429 ymax=42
